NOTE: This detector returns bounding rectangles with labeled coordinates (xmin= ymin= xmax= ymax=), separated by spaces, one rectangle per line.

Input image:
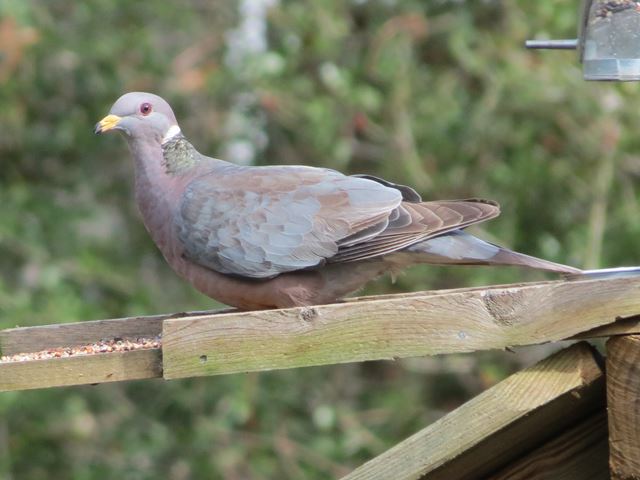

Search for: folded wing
xmin=177 ymin=165 xmax=500 ymax=278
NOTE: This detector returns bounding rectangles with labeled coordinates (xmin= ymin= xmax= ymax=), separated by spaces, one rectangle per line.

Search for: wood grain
xmin=487 ymin=412 xmax=609 ymax=480
xmin=341 ymin=343 xmax=605 ymax=480
xmin=607 ymin=334 xmax=640 ymax=480
xmin=574 ymin=315 xmax=640 ymax=340
xmin=2 ymin=276 xmax=639 ymax=393
xmin=162 ymin=276 xmax=640 ymax=380
xmin=0 ymin=349 xmax=162 ymax=392
xmin=0 ymin=309 xmax=224 ymax=355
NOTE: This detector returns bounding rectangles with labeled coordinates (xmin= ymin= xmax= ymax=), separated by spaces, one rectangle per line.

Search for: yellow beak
xmin=94 ymin=114 xmax=122 ymax=134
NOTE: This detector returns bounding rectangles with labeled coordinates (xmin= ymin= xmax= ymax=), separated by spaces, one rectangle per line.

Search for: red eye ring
xmin=140 ymin=102 xmax=152 ymax=116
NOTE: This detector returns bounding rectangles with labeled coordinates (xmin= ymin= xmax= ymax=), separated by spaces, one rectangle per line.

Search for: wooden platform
xmin=2 ymin=276 xmax=640 ymax=391
xmin=2 ymin=275 xmax=640 ymax=478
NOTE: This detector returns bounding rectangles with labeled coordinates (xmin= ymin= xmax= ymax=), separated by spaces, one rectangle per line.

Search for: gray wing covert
xmin=176 ymin=167 xmax=403 ymax=278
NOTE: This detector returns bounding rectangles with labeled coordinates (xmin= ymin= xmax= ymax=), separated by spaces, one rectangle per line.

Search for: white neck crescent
xmin=162 ymin=125 xmax=182 ymax=144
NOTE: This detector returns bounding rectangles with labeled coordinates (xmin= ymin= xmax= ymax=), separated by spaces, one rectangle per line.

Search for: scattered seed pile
xmin=595 ymin=0 xmax=640 ymax=19
xmin=0 ymin=335 xmax=162 ymax=363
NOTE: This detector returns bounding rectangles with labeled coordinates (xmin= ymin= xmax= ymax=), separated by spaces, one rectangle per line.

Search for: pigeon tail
xmin=405 ymin=230 xmax=581 ymax=275
xmin=481 ymin=247 xmax=581 ymax=275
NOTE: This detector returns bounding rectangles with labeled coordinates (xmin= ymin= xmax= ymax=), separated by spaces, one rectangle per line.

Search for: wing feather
xmin=177 ymin=163 xmax=500 ymax=278
xmin=177 ymin=165 xmax=402 ymax=278
xmin=330 ymin=199 xmax=500 ymax=263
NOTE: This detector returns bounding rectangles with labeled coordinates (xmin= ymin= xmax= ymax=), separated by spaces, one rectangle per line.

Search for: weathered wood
xmin=607 ymin=334 xmax=640 ymax=480
xmin=346 ymin=280 xmax=559 ymax=303
xmin=162 ymin=276 xmax=640 ymax=380
xmin=341 ymin=343 xmax=605 ymax=480
xmin=574 ymin=314 xmax=640 ymax=339
xmin=0 ymin=284 xmax=550 ymax=356
xmin=0 ymin=276 xmax=638 ymax=393
xmin=487 ymin=412 xmax=609 ymax=480
xmin=0 ymin=316 xmax=162 ymax=356
xmin=3 ymin=276 xmax=637 ymax=355
xmin=0 ymin=309 xmax=223 ymax=355
xmin=0 ymin=349 xmax=162 ymax=392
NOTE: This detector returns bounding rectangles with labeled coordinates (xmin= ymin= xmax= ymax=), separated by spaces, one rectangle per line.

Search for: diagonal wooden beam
xmin=341 ymin=343 xmax=605 ymax=480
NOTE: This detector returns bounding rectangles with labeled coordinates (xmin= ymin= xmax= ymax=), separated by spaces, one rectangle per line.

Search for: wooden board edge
xmin=0 ymin=349 xmax=162 ymax=392
xmin=162 ymin=276 xmax=640 ymax=380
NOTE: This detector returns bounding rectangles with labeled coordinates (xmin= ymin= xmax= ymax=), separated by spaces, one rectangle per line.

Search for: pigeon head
xmin=95 ymin=92 xmax=180 ymax=144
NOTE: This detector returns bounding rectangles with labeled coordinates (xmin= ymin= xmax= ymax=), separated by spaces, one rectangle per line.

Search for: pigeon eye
xmin=140 ymin=103 xmax=152 ymax=116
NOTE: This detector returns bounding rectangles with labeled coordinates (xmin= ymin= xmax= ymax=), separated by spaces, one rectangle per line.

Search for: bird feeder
xmin=526 ymin=0 xmax=640 ymax=81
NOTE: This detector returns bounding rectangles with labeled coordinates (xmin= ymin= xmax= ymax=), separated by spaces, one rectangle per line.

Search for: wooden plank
xmin=0 ymin=282 xmax=552 ymax=354
xmin=1 ymin=276 xmax=635 ymax=356
xmin=162 ymin=276 xmax=640 ymax=380
xmin=0 ymin=349 xmax=162 ymax=392
xmin=487 ymin=412 xmax=609 ymax=480
xmin=0 ymin=309 xmax=224 ymax=355
xmin=606 ymin=334 xmax=640 ymax=480
xmin=345 ymin=280 xmax=559 ymax=303
xmin=0 ymin=282 xmax=558 ymax=356
xmin=340 ymin=343 xmax=605 ymax=480
xmin=574 ymin=315 xmax=640 ymax=339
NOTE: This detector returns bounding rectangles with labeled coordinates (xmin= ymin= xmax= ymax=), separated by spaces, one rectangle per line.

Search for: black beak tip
xmin=93 ymin=123 xmax=102 ymax=135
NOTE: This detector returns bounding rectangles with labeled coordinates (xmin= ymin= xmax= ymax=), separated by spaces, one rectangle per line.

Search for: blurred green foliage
xmin=1 ymin=1 xmax=639 ymax=478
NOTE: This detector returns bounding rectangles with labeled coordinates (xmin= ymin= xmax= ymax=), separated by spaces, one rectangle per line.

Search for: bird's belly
xmin=163 ymin=250 xmax=325 ymax=309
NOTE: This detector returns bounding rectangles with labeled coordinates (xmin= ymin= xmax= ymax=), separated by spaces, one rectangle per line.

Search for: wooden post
xmin=607 ymin=335 xmax=640 ymax=479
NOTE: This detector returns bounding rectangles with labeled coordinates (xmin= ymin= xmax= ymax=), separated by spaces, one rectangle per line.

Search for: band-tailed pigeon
xmin=95 ymin=92 xmax=581 ymax=309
